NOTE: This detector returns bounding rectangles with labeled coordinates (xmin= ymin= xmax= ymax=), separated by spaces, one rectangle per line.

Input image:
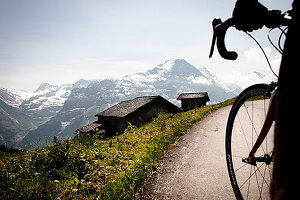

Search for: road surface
xmin=139 ymin=103 xmax=274 ymax=199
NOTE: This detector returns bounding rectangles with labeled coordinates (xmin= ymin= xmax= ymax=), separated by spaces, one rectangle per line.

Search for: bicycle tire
xmin=226 ymin=83 xmax=275 ymax=200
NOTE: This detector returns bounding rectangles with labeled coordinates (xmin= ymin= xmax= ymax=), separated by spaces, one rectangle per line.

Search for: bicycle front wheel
xmin=226 ymin=84 xmax=275 ymax=200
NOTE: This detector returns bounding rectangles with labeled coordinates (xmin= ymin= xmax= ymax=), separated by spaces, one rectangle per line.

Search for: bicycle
xmin=209 ymin=10 xmax=292 ymax=199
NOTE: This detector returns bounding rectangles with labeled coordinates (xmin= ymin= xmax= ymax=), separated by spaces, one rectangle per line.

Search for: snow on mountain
xmin=19 ymin=83 xmax=72 ymax=125
xmin=0 ymin=58 xmax=275 ymax=149
xmin=28 ymin=83 xmax=72 ymax=110
xmin=0 ymin=58 xmax=247 ymax=148
xmin=120 ymin=58 xmax=241 ymax=103
xmin=0 ymin=88 xmax=33 ymax=108
xmin=72 ymin=79 xmax=93 ymax=89
xmin=1 ymin=83 xmax=73 ymax=112
xmin=60 ymin=58 xmax=242 ymax=139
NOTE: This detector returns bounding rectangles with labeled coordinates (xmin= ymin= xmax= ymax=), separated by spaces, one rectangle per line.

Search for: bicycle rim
xmin=226 ymin=84 xmax=275 ymax=200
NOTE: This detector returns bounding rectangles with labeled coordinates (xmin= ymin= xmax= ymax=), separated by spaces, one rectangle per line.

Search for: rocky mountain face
xmin=19 ymin=83 xmax=73 ymax=126
xmin=64 ymin=59 xmax=240 ymax=110
xmin=0 ymin=100 xmax=36 ymax=146
xmin=20 ymin=59 xmax=242 ymax=148
xmin=0 ymin=79 xmax=92 ymax=147
xmin=1 ymin=58 xmax=244 ymax=148
xmin=0 ymin=88 xmax=32 ymax=108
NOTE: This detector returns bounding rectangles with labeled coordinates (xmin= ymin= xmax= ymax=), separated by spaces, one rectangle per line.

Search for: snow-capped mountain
xmin=20 ymin=58 xmax=242 ymax=148
xmin=115 ymin=58 xmax=240 ymax=104
xmin=1 ymin=58 xmax=248 ymax=148
xmin=63 ymin=58 xmax=239 ymax=113
xmin=0 ymin=80 xmax=94 ymax=147
xmin=0 ymin=88 xmax=33 ymax=108
xmin=19 ymin=83 xmax=73 ymax=125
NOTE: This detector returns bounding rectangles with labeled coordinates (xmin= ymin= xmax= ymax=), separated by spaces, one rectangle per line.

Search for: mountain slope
xmin=0 ymin=88 xmax=32 ymax=108
xmin=119 ymin=58 xmax=239 ymax=103
xmin=0 ymin=100 xmax=36 ymax=146
xmin=19 ymin=83 xmax=73 ymax=125
xmin=21 ymin=59 xmax=241 ymax=148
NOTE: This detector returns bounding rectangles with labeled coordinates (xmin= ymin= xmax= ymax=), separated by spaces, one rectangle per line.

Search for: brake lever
xmin=209 ymin=18 xmax=223 ymax=58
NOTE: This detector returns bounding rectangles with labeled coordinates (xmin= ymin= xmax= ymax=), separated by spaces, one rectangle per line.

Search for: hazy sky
xmin=0 ymin=0 xmax=293 ymax=92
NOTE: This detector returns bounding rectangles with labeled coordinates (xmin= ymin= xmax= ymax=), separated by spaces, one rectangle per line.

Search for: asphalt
xmin=139 ymin=100 xmax=275 ymax=200
xmin=139 ymin=105 xmax=235 ymax=199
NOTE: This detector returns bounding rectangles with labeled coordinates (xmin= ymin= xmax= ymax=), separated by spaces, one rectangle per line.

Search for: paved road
xmin=140 ymin=101 xmax=274 ymax=199
xmin=140 ymin=105 xmax=235 ymax=199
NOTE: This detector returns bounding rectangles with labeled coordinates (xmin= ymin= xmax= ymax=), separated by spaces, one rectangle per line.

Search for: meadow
xmin=0 ymin=98 xmax=235 ymax=200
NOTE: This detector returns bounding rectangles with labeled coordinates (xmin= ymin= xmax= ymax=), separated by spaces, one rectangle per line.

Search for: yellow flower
xmin=29 ymin=143 xmax=32 ymax=146
xmin=25 ymin=144 xmax=27 ymax=147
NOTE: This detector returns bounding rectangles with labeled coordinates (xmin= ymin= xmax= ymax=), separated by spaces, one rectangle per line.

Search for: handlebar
xmin=209 ymin=18 xmax=237 ymax=60
xmin=209 ymin=10 xmax=292 ymax=60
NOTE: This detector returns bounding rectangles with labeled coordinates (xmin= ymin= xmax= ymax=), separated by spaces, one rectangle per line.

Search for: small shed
xmin=76 ymin=122 xmax=103 ymax=135
xmin=177 ymin=92 xmax=210 ymax=111
xmin=94 ymin=96 xmax=181 ymax=133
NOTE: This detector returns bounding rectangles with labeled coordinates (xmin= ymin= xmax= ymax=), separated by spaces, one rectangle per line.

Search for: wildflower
xmin=0 ymin=161 xmax=5 ymax=168
xmin=29 ymin=143 xmax=32 ymax=146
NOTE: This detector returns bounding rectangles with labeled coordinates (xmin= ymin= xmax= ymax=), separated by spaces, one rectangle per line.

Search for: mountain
xmin=0 ymin=80 xmax=95 ymax=147
xmin=19 ymin=83 xmax=73 ymax=126
xmin=0 ymin=88 xmax=33 ymax=108
xmin=20 ymin=58 xmax=241 ymax=148
xmin=0 ymin=100 xmax=36 ymax=146
xmin=120 ymin=59 xmax=240 ymax=103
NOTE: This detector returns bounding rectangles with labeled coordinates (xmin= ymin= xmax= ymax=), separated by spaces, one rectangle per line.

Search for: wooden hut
xmin=94 ymin=96 xmax=181 ymax=133
xmin=177 ymin=92 xmax=210 ymax=111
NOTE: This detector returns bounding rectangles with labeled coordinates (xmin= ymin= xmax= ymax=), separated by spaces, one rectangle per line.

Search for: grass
xmin=0 ymin=98 xmax=235 ymax=200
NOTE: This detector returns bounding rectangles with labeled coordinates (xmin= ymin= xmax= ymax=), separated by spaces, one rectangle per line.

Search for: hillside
xmin=0 ymin=100 xmax=36 ymax=146
xmin=0 ymin=98 xmax=235 ymax=200
xmin=1 ymin=58 xmax=272 ymax=148
xmin=20 ymin=59 xmax=240 ymax=148
xmin=0 ymin=80 xmax=92 ymax=147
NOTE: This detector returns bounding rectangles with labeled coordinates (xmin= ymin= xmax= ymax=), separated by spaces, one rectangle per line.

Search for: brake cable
xmin=243 ymin=26 xmax=288 ymax=78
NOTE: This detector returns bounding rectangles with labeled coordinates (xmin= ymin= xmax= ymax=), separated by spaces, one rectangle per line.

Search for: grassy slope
xmin=0 ymin=98 xmax=235 ymax=200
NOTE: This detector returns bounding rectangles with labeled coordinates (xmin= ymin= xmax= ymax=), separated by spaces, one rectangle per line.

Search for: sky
xmin=0 ymin=0 xmax=293 ymax=92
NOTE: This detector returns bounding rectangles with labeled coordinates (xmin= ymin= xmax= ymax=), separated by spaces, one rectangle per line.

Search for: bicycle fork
xmin=242 ymin=92 xmax=276 ymax=166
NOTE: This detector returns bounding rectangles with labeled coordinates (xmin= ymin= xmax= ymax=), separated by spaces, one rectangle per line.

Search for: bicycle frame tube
xmin=248 ymin=92 xmax=276 ymax=158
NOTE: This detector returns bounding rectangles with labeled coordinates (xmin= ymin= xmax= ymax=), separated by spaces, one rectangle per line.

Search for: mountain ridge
xmin=19 ymin=58 xmax=242 ymax=148
xmin=1 ymin=58 xmax=263 ymax=147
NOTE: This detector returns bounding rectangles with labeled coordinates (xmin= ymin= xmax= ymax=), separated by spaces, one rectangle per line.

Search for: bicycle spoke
xmin=262 ymin=165 xmax=269 ymax=191
xmin=246 ymin=166 xmax=252 ymax=200
xmin=242 ymin=102 xmax=266 ymax=154
xmin=254 ymin=166 xmax=260 ymax=199
xmin=226 ymin=84 xmax=275 ymax=200
xmin=254 ymin=164 xmax=263 ymax=199
xmin=239 ymin=163 xmax=265 ymax=189
xmin=237 ymin=113 xmax=251 ymax=151
xmin=234 ymin=163 xmax=248 ymax=173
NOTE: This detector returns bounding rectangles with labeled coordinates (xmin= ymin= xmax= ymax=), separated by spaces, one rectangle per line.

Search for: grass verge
xmin=0 ymin=98 xmax=235 ymax=199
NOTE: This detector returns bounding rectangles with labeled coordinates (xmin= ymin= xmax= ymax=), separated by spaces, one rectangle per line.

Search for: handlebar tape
xmin=215 ymin=18 xmax=238 ymax=60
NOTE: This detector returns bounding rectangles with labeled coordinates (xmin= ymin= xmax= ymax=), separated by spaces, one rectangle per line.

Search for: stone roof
xmin=77 ymin=122 xmax=102 ymax=133
xmin=95 ymin=96 xmax=164 ymax=118
xmin=177 ymin=92 xmax=210 ymax=101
